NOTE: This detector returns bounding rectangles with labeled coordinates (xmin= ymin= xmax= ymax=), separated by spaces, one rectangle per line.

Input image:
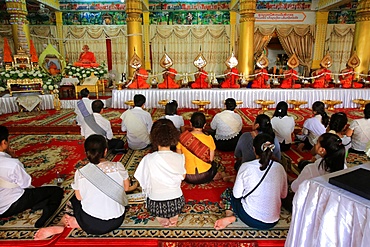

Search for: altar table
xmin=0 ymin=94 xmax=54 ymax=115
xmin=285 ymin=163 xmax=370 ymax=247
xmin=111 ymin=88 xmax=370 ymax=109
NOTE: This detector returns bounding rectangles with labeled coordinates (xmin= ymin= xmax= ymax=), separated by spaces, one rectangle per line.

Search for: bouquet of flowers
xmin=63 ymin=63 xmax=108 ymax=81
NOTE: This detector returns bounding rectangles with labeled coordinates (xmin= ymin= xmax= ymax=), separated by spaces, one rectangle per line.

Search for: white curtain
xmin=324 ymin=24 xmax=355 ymax=75
xmin=150 ymin=25 xmax=230 ymax=78
xmin=63 ymin=25 xmax=127 ymax=73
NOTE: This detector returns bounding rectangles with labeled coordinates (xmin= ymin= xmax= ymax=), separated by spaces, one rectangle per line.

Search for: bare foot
xmin=156 ymin=217 xmax=170 ymax=227
xmin=169 ymin=215 xmax=179 ymax=227
xmin=34 ymin=226 xmax=64 ymax=240
xmin=65 ymin=214 xmax=80 ymax=229
xmin=214 ymin=216 xmax=236 ymax=230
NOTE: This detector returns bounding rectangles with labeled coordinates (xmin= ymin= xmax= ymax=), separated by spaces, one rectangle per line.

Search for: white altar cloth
xmin=286 ymin=163 xmax=370 ymax=247
xmin=0 ymin=94 xmax=54 ymax=115
xmin=111 ymin=88 xmax=370 ymax=109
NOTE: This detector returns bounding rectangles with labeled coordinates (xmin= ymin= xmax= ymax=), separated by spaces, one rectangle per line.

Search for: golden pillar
xmin=143 ymin=11 xmax=151 ymax=71
xmin=312 ymin=12 xmax=328 ymax=69
xmin=229 ymin=0 xmax=238 ymax=52
xmin=55 ymin=12 xmax=65 ymax=60
xmin=353 ymin=0 xmax=370 ymax=77
xmin=126 ymin=0 xmax=144 ymax=78
xmin=5 ymin=0 xmax=30 ymax=54
xmin=238 ymin=0 xmax=256 ymax=77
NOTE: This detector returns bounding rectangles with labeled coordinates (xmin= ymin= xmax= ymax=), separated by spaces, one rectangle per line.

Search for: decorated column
xmin=5 ymin=0 xmax=30 ymax=54
xmin=238 ymin=0 xmax=256 ymax=78
xmin=229 ymin=0 xmax=238 ymax=52
xmin=312 ymin=12 xmax=329 ymax=69
xmin=55 ymin=12 xmax=65 ymax=60
xmin=126 ymin=0 xmax=144 ymax=79
xmin=353 ymin=0 xmax=370 ymax=77
xmin=142 ymin=0 xmax=151 ymax=72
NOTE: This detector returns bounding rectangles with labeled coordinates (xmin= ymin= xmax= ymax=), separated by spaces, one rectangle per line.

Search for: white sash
xmin=0 ymin=177 xmax=19 ymax=188
xmin=121 ymin=110 xmax=150 ymax=144
xmin=217 ymin=111 xmax=241 ymax=140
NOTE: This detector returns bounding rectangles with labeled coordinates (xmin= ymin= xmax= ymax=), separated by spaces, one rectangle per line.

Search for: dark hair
xmin=0 ymin=125 xmax=9 ymax=143
xmin=328 ymin=112 xmax=347 ymax=133
xmin=191 ymin=112 xmax=206 ymax=128
xmin=312 ymin=101 xmax=329 ymax=127
xmin=255 ymin=114 xmax=275 ymax=138
xmin=225 ymin=98 xmax=236 ymax=111
xmin=318 ymin=133 xmax=345 ymax=173
xmin=84 ymin=134 xmax=107 ymax=164
xmin=165 ymin=100 xmax=178 ymax=115
xmin=150 ymin=119 xmax=179 ymax=148
xmin=253 ymin=133 xmax=275 ymax=171
xmin=364 ymin=103 xmax=370 ymax=119
xmin=273 ymin=101 xmax=288 ymax=118
xmin=134 ymin=94 xmax=146 ymax=107
xmin=80 ymin=88 xmax=90 ymax=98
xmin=92 ymin=100 xmax=104 ymax=113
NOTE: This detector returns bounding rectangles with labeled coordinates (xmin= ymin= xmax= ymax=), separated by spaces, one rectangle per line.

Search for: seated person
xmin=158 ymin=68 xmax=180 ymax=89
xmin=251 ymin=54 xmax=270 ymax=89
xmin=80 ymin=100 xmax=125 ymax=154
xmin=221 ymin=54 xmax=239 ymax=88
xmin=210 ymin=98 xmax=242 ymax=151
xmin=312 ymin=54 xmax=333 ymax=88
xmin=0 ymin=125 xmax=63 ymax=228
xmin=214 ymin=133 xmax=287 ymax=230
xmin=176 ymin=112 xmax=218 ymax=184
xmin=127 ymin=67 xmax=150 ymax=89
xmin=73 ymin=45 xmax=99 ymax=68
xmin=163 ymin=100 xmax=185 ymax=133
xmin=271 ymin=101 xmax=295 ymax=152
xmin=120 ymin=94 xmax=152 ymax=150
xmin=134 ymin=119 xmax=186 ymax=227
xmin=234 ymin=114 xmax=281 ymax=171
xmin=191 ymin=68 xmax=210 ymax=89
xmin=346 ymin=103 xmax=370 ymax=154
xmin=47 ymin=61 xmax=60 ymax=75
xmin=74 ymin=88 xmax=93 ymax=127
xmin=291 ymin=133 xmax=346 ymax=192
xmin=280 ymin=54 xmax=301 ymax=89
xmin=34 ymin=134 xmax=138 ymax=240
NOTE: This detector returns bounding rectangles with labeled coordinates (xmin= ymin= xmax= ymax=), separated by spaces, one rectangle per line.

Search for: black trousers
xmin=107 ymin=138 xmax=124 ymax=150
xmin=70 ymin=195 xmax=124 ymax=235
xmin=214 ymin=132 xmax=242 ymax=152
xmin=0 ymin=186 xmax=63 ymax=228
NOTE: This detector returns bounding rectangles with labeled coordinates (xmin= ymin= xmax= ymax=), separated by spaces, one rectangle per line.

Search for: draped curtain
xmin=150 ymin=25 xmax=230 ymax=79
xmin=254 ymin=25 xmax=315 ymax=76
xmin=29 ymin=25 xmax=58 ymax=55
xmin=63 ymin=25 xmax=127 ymax=73
xmin=324 ymin=24 xmax=355 ymax=76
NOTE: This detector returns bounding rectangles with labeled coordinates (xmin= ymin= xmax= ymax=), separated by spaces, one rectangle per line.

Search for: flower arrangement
xmin=63 ymin=63 xmax=108 ymax=81
xmin=0 ymin=67 xmax=60 ymax=93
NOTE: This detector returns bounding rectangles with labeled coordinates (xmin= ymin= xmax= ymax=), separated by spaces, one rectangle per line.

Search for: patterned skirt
xmin=147 ymin=195 xmax=185 ymax=218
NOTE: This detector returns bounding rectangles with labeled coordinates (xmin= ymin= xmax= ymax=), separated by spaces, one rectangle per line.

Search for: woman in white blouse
xmin=35 ymin=135 xmax=137 ymax=240
xmin=271 ymin=101 xmax=295 ymax=152
xmin=346 ymin=103 xmax=370 ymax=153
xmin=214 ymin=133 xmax=287 ymax=230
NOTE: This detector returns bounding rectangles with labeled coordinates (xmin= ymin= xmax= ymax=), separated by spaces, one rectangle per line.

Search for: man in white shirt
xmin=74 ymin=88 xmax=93 ymax=127
xmin=0 ymin=125 xmax=63 ymax=228
xmin=81 ymin=100 xmax=125 ymax=154
xmin=120 ymin=94 xmax=153 ymax=150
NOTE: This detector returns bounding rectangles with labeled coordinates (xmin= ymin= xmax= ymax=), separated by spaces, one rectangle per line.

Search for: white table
xmin=286 ymin=163 xmax=370 ymax=247
xmin=0 ymin=94 xmax=54 ymax=115
xmin=111 ymin=88 xmax=370 ymax=109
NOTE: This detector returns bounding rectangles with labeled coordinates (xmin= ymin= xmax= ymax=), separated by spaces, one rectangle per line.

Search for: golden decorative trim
xmin=239 ymin=16 xmax=256 ymax=22
xmin=126 ymin=17 xmax=142 ymax=23
xmin=356 ymin=16 xmax=370 ymax=22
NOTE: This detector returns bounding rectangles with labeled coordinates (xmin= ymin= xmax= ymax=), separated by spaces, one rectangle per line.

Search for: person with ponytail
xmin=291 ymin=133 xmax=346 ymax=193
xmin=327 ymin=112 xmax=351 ymax=157
xmin=234 ymin=114 xmax=281 ymax=171
xmin=214 ymin=133 xmax=287 ymax=230
xmin=297 ymin=101 xmax=329 ymax=152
